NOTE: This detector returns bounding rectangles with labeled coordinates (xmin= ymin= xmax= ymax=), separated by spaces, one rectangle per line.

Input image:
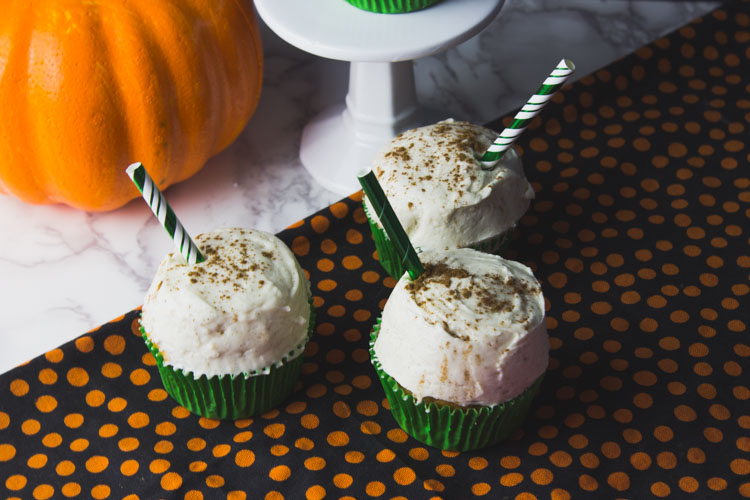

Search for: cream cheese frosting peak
xmin=363 ymin=119 xmax=535 ymax=251
xmin=373 ymin=248 xmax=548 ymax=406
xmin=141 ymin=228 xmax=311 ymax=378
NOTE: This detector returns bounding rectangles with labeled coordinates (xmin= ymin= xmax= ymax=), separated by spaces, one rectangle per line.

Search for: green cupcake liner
xmin=344 ymin=0 xmax=442 ymax=14
xmin=369 ymin=319 xmax=543 ymax=451
xmin=142 ymin=306 xmax=315 ymax=420
xmin=363 ymin=201 xmax=514 ymax=280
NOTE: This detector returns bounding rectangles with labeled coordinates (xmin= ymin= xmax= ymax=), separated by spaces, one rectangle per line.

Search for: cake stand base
xmin=255 ymin=0 xmax=505 ymax=195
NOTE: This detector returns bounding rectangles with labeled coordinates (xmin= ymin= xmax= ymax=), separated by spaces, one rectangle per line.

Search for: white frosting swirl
xmin=363 ymin=119 xmax=535 ymax=251
xmin=141 ymin=228 xmax=311 ymax=378
xmin=373 ymin=248 xmax=548 ymax=406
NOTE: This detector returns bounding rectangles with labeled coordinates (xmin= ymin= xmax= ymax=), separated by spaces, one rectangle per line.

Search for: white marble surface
xmin=0 ymin=0 xmax=720 ymax=374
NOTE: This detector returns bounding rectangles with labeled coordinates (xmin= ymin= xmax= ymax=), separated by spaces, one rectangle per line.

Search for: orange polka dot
xmin=75 ymin=336 xmax=94 ymax=353
xmin=291 ymin=236 xmax=310 ymax=257
xmin=345 ymin=451 xmax=364 ymax=463
xmin=346 ymin=229 xmax=363 ymax=244
xmin=392 ymin=466 xmax=416 ymax=485
xmin=103 ymin=334 xmax=126 ymax=355
xmin=320 ymin=238 xmax=337 ymax=255
xmin=365 ymin=480 xmax=386 ymax=496
xmin=608 ymin=472 xmax=630 ymax=491
xmin=304 ymin=456 xmax=326 ymax=471
xmin=334 ymin=473 xmax=353 ymax=489
xmin=35 ymin=395 xmax=58 ymax=413
xmin=5 ymin=474 xmax=27 ymax=491
xmin=101 ymin=362 xmax=122 ymax=378
xmin=301 ymin=414 xmax=319 ymax=429
xmin=342 ymin=255 xmax=363 ymax=270
xmin=269 ymin=465 xmax=291 ymax=482
xmin=329 ymin=201 xmax=349 ymax=219
xmin=45 ymin=349 xmax=64 ymax=363
xmin=98 ymin=423 xmax=118 ymax=438
xmin=188 ymin=461 xmax=207 ymax=474
xmin=361 ymin=271 xmax=380 ymax=283
xmin=37 ymin=368 xmax=58 ymax=385
xmin=316 ymin=258 xmax=334 ymax=273
xmin=471 ymin=482 xmax=492 ymax=495
xmin=160 ymin=472 xmax=182 ymax=491
xmin=69 ymin=438 xmax=89 ymax=452
xmin=651 ymin=481 xmax=671 ymax=497
xmin=85 ymin=456 xmax=109 ymax=473
xmin=264 ymin=423 xmax=285 ymax=439
xmin=327 ymin=305 xmax=345 ymax=317
xmin=32 ymin=484 xmax=55 ymax=499
xmin=10 ymin=378 xmax=29 ymax=397
xmin=310 ymin=215 xmax=330 ymax=234
xmin=531 ymin=468 xmax=554 ymax=485
xmin=129 ymin=368 xmax=150 ymax=386
xmin=56 ymin=460 xmax=76 ymax=476
xmin=0 ymin=443 xmax=17 ymax=462
xmin=271 ymin=444 xmax=289 ymax=457
xmin=209 ymin=443 xmax=229 ymax=458
xmin=107 ymin=397 xmax=128 ymax=413
xmin=120 ymin=459 xmax=139 ymax=476
xmin=205 ymin=475 xmax=225 ymax=488
xmin=350 ymin=376 xmax=372 ymax=390
xmin=326 ymin=430 xmax=349 ymax=447
xmin=376 ymin=448 xmax=396 ymax=463
xmin=118 ymin=437 xmax=139 ymax=452
xmin=305 ymin=485 xmax=326 ymax=500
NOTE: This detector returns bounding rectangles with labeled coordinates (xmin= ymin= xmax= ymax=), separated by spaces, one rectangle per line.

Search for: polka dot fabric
xmin=2 ymin=4 xmax=750 ymax=498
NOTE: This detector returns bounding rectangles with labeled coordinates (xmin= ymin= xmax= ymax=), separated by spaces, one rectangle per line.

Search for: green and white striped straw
xmin=126 ymin=162 xmax=205 ymax=265
xmin=480 ymin=58 xmax=576 ymax=169
xmin=358 ymin=170 xmax=424 ymax=280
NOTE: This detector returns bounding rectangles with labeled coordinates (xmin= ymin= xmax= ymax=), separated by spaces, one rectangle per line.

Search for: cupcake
xmin=363 ymin=119 xmax=535 ymax=279
xmin=140 ymin=227 xmax=313 ymax=420
xmin=370 ymin=248 xmax=547 ymax=450
xmin=344 ymin=0 xmax=442 ymax=14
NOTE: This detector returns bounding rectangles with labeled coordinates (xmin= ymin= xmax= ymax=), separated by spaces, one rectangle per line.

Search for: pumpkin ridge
xmin=176 ymin=0 xmax=263 ymax=157
xmin=0 ymin=4 xmax=44 ymax=202
xmin=180 ymin=0 xmax=236 ymax=160
xmin=229 ymin=0 xmax=265 ymax=97
xmin=137 ymin=0 xmax=224 ymax=189
xmin=229 ymin=0 xmax=264 ymax=150
xmin=39 ymin=4 xmax=133 ymax=209
xmin=206 ymin=0 xmax=264 ymax=152
xmin=137 ymin=1 xmax=188 ymax=189
xmin=109 ymin=2 xmax=181 ymax=193
xmin=76 ymin=2 xmax=136 ymax=209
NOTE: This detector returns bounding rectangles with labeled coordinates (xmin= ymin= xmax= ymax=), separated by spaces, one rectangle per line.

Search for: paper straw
xmin=480 ymin=58 xmax=576 ymax=169
xmin=358 ymin=170 xmax=424 ymax=280
xmin=126 ymin=162 xmax=205 ymax=265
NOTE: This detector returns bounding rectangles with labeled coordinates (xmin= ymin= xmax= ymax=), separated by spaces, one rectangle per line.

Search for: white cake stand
xmin=255 ymin=0 xmax=505 ymax=195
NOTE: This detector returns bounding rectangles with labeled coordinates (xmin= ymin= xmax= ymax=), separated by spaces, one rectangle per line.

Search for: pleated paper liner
xmin=363 ymin=201 xmax=513 ymax=279
xmin=141 ymin=307 xmax=315 ymax=420
xmin=343 ymin=0 xmax=442 ymax=14
xmin=370 ymin=319 xmax=543 ymax=451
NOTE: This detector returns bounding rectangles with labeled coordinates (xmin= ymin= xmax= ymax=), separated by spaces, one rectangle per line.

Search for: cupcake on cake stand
xmin=255 ymin=0 xmax=505 ymax=195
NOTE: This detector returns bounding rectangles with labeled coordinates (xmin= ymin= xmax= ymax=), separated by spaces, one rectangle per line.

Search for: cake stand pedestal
xmin=255 ymin=0 xmax=505 ymax=195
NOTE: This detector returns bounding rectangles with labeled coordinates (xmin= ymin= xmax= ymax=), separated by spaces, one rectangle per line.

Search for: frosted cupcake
xmin=370 ymin=248 xmax=547 ymax=450
xmin=344 ymin=0 xmax=442 ymax=14
xmin=140 ymin=227 xmax=313 ymax=420
xmin=363 ymin=119 xmax=534 ymax=279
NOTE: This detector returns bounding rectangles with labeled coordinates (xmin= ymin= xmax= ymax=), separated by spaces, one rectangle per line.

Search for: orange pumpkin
xmin=0 ymin=0 xmax=263 ymax=211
